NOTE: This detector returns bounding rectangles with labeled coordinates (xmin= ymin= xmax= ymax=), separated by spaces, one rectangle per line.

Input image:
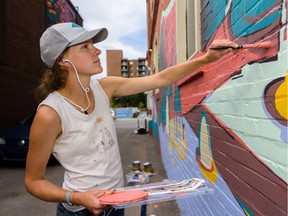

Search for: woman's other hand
xmin=71 ymin=189 xmax=114 ymax=215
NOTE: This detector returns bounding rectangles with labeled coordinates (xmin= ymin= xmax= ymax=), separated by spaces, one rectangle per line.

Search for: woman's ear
xmin=58 ymin=59 xmax=67 ymax=67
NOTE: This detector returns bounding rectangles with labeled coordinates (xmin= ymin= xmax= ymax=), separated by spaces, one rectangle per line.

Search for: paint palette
xmin=99 ymin=190 xmax=148 ymax=205
xmin=111 ymin=178 xmax=214 ymax=209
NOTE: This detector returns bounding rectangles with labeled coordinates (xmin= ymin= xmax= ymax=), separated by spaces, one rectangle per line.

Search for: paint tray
xmin=113 ymin=178 xmax=214 ymax=209
xmin=126 ymin=171 xmax=150 ymax=185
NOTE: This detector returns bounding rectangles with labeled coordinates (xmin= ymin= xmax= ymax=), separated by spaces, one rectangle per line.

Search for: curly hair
xmin=35 ymin=51 xmax=69 ymax=102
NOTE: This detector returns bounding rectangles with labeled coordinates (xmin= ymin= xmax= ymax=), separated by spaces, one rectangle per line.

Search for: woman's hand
xmin=72 ymin=189 xmax=114 ymax=215
xmin=204 ymin=40 xmax=239 ymax=63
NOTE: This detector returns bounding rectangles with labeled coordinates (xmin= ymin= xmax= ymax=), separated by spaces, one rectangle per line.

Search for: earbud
xmin=62 ymin=59 xmax=68 ymax=63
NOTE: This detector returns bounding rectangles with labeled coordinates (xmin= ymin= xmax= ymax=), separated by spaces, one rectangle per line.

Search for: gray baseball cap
xmin=40 ymin=22 xmax=108 ymax=68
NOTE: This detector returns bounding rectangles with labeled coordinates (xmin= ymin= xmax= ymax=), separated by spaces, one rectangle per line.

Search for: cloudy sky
xmin=70 ymin=0 xmax=148 ymax=78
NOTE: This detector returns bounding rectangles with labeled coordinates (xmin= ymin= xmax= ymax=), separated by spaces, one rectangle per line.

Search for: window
xmin=186 ymin=0 xmax=201 ymax=59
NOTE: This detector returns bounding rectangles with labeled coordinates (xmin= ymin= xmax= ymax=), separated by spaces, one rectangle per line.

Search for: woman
xmin=25 ymin=22 xmax=238 ymax=216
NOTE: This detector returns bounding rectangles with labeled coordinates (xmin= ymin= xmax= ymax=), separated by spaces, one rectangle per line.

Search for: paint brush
xmin=210 ymin=41 xmax=272 ymax=50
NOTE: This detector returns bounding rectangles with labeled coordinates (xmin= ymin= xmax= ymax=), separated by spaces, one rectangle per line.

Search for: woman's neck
xmin=58 ymin=84 xmax=94 ymax=114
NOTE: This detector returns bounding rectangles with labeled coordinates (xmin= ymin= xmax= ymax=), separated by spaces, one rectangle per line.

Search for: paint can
xmin=143 ymin=162 xmax=153 ymax=173
xmin=132 ymin=160 xmax=141 ymax=171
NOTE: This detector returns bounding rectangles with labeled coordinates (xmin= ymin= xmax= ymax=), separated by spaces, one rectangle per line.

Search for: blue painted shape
xmin=174 ymin=87 xmax=181 ymax=113
xmin=158 ymin=118 xmax=245 ymax=216
xmin=201 ymin=0 xmax=227 ymax=47
xmin=237 ymin=198 xmax=255 ymax=216
xmin=72 ymin=23 xmax=80 ymax=28
xmin=231 ymin=0 xmax=281 ymax=36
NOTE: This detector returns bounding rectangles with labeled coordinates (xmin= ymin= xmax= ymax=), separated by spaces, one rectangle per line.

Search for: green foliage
xmin=110 ymin=93 xmax=146 ymax=109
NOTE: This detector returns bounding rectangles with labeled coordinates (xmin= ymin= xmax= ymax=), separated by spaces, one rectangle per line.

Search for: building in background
xmin=146 ymin=0 xmax=287 ymax=216
xmin=0 ymin=0 xmax=82 ymax=129
xmin=106 ymin=50 xmax=149 ymax=77
xmin=107 ymin=50 xmax=151 ymax=115
xmin=106 ymin=50 xmax=123 ymax=76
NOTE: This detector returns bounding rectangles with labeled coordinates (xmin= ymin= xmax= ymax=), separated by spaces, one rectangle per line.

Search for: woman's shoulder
xmin=38 ymin=92 xmax=63 ymax=113
xmin=91 ymin=77 xmax=115 ymax=99
xmin=97 ymin=76 xmax=123 ymax=86
xmin=96 ymin=76 xmax=126 ymax=98
xmin=35 ymin=105 xmax=61 ymax=127
xmin=42 ymin=92 xmax=64 ymax=105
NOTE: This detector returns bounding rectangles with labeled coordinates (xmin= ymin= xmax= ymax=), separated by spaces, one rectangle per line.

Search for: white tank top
xmin=39 ymin=79 xmax=124 ymax=192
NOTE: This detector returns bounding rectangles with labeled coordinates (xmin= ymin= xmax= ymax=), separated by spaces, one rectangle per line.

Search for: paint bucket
xmin=132 ymin=161 xmax=141 ymax=171
xmin=143 ymin=162 xmax=154 ymax=173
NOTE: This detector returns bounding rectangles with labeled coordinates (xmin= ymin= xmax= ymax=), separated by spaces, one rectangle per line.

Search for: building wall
xmin=0 ymin=0 xmax=46 ymax=129
xmin=128 ymin=59 xmax=138 ymax=77
xmin=106 ymin=50 xmax=123 ymax=76
xmin=147 ymin=0 xmax=287 ymax=215
xmin=107 ymin=51 xmax=148 ymax=77
xmin=0 ymin=0 xmax=81 ymax=129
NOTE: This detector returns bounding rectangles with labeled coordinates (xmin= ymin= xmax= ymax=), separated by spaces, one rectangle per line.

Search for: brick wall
xmin=148 ymin=0 xmax=287 ymax=215
xmin=0 ymin=0 xmax=81 ymax=129
xmin=0 ymin=0 xmax=46 ymax=129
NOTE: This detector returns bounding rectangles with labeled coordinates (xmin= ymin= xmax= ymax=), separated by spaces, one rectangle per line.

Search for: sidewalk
xmin=0 ymin=118 xmax=181 ymax=216
xmin=115 ymin=118 xmax=181 ymax=216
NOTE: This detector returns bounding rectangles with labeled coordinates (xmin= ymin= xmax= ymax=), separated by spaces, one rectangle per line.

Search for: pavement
xmin=116 ymin=118 xmax=181 ymax=216
xmin=0 ymin=118 xmax=180 ymax=216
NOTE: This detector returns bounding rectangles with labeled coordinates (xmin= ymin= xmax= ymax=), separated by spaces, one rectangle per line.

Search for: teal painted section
xmin=231 ymin=0 xmax=282 ymax=36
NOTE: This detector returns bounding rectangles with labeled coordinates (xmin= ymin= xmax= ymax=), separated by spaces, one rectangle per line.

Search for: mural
xmin=46 ymin=0 xmax=77 ymax=27
xmin=152 ymin=0 xmax=287 ymax=215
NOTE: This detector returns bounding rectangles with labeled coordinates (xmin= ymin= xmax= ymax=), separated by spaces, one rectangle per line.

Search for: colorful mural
xmin=46 ymin=0 xmax=77 ymax=27
xmin=152 ymin=0 xmax=287 ymax=215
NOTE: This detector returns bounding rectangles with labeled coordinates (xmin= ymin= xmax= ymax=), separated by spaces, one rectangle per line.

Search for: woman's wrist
xmin=70 ymin=191 xmax=79 ymax=205
xmin=65 ymin=191 xmax=74 ymax=206
xmin=199 ymin=53 xmax=215 ymax=64
xmin=190 ymin=55 xmax=210 ymax=68
xmin=65 ymin=191 xmax=80 ymax=206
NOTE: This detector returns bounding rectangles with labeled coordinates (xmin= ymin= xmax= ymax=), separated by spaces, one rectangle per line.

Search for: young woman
xmin=25 ymin=22 xmax=238 ymax=216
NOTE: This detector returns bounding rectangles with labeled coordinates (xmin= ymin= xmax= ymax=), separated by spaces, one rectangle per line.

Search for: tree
xmin=110 ymin=93 xmax=146 ymax=109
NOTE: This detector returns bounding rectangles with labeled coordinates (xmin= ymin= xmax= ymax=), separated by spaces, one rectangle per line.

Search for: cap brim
xmin=69 ymin=28 xmax=108 ymax=46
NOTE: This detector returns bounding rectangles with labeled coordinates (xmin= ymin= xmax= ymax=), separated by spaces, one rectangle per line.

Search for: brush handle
xmin=210 ymin=41 xmax=272 ymax=50
xmin=210 ymin=46 xmax=241 ymax=50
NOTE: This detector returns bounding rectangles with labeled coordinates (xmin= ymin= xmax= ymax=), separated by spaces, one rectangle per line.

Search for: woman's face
xmin=63 ymin=39 xmax=103 ymax=76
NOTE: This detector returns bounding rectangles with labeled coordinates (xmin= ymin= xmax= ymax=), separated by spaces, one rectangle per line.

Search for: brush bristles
xmin=242 ymin=41 xmax=272 ymax=49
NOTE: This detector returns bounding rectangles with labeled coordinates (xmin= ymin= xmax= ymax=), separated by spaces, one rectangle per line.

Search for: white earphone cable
xmin=61 ymin=59 xmax=91 ymax=114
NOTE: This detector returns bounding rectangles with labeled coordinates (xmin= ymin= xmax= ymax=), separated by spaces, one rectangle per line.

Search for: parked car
xmin=0 ymin=112 xmax=35 ymax=162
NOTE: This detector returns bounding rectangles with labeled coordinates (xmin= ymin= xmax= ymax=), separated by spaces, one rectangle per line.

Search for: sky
xmin=70 ymin=0 xmax=148 ymax=78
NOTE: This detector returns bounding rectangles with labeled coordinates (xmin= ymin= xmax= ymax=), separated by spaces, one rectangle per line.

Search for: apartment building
xmin=106 ymin=50 xmax=148 ymax=77
xmin=106 ymin=50 xmax=123 ymax=76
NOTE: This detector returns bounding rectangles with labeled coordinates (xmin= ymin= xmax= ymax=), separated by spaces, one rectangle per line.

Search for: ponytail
xmin=35 ymin=52 xmax=69 ymax=102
